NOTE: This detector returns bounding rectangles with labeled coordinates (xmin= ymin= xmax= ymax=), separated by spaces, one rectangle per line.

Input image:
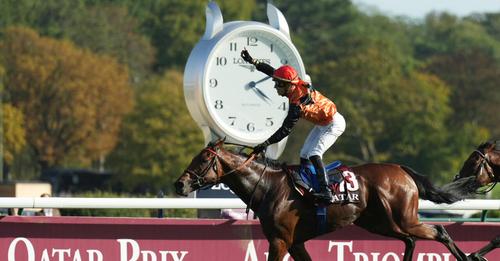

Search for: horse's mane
xmin=493 ymin=140 xmax=500 ymax=151
xmin=441 ymin=176 xmax=481 ymax=198
xmin=479 ymin=140 xmax=500 ymax=151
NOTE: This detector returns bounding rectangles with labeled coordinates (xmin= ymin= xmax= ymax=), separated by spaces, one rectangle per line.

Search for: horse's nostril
xmin=174 ymin=181 xmax=184 ymax=191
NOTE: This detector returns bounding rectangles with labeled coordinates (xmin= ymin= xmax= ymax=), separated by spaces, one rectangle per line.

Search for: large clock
xmin=184 ymin=2 xmax=306 ymax=159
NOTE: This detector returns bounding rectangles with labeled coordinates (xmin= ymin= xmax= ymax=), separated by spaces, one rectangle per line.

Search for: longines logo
xmin=233 ymin=58 xmax=271 ymax=68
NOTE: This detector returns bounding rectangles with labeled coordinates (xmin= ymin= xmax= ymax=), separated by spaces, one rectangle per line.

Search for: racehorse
xmin=174 ymin=139 xmax=470 ymax=261
xmin=453 ymin=140 xmax=499 ymax=188
xmin=444 ymin=140 xmax=500 ymax=261
xmin=443 ymin=140 xmax=499 ymax=205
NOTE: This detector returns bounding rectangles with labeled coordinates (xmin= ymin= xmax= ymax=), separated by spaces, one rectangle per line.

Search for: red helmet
xmin=273 ymin=65 xmax=299 ymax=84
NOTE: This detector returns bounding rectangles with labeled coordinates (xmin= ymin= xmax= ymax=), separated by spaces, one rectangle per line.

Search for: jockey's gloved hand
xmin=241 ymin=49 xmax=256 ymax=64
xmin=253 ymin=141 xmax=270 ymax=154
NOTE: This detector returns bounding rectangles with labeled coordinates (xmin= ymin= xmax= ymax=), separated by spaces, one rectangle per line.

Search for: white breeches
xmin=300 ymin=112 xmax=346 ymax=159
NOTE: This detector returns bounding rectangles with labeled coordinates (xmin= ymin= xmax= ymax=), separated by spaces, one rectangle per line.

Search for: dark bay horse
xmin=453 ymin=140 xmax=499 ymax=188
xmin=443 ymin=140 xmax=500 ymax=261
xmin=174 ymin=139 xmax=470 ymax=261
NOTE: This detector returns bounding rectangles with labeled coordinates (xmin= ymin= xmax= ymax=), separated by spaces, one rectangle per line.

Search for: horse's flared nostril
xmin=174 ymin=181 xmax=184 ymax=193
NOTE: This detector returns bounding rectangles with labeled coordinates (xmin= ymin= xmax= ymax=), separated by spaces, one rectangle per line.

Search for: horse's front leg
xmin=289 ymin=242 xmax=312 ymax=261
xmin=268 ymin=238 xmax=289 ymax=261
xmin=469 ymin=236 xmax=499 ymax=261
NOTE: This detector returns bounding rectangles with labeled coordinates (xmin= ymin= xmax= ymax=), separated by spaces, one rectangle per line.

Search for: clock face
xmin=203 ymin=28 xmax=303 ymax=144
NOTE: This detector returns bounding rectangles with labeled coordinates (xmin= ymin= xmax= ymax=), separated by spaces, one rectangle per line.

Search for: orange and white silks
xmin=287 ymin=83 xmax=337 ymax=126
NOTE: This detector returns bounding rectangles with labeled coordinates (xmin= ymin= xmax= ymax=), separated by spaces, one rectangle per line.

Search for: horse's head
xmin=454 ymin=140 xmax=500 ymax=186
xmin=174 ymin=139 xmax=225 ymax=197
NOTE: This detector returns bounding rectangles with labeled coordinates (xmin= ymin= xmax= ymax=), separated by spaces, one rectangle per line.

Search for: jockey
xmin=241 ymin=50 xmax=346 ymax=204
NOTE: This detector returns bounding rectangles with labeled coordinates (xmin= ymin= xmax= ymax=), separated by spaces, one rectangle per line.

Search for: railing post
xmin=480 ymin=210 xmax=488 ymax=222
xmin=157 ymin=190 xmax=164 ymax=218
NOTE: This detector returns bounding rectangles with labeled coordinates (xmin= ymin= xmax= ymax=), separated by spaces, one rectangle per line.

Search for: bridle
xmin=186 ymin=144 xmax=267 ymax=218
xmin=454 ymin=149 xmax=498 ymax=193
xmin=186 ymin=146 xmax=256 ymax=190
xmin=473 ymin=150 xmax=497 ymax=181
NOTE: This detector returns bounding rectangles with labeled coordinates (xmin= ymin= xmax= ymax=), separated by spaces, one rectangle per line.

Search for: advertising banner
xmin=1 ymin=216 xmax=498 ymax=261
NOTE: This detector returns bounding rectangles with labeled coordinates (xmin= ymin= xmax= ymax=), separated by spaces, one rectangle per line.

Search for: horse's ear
xmin=214 ymin=137 xmax=226 ymax=148
xmin=485 ymin=140 xmax=497 ymax=150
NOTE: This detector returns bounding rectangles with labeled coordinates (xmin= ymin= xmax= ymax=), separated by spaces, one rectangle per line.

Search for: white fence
xmin=0 ymin=197 xmax=499 ymax=210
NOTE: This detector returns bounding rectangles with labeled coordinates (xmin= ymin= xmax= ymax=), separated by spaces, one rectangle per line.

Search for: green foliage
xmin=106 ymin=70 xmax=204 ymax=195
xmin=273 ymin=0 xmax=360 ymax=64
xmin=0 ymin=0 xmax=154 ymax=84
xmin=0 ymin=0 xmax=80 ymax=32
xmin=58 ymin=5 xmax=155 ymax=84
xmin=1 ymin=103 xmax=26 ymax=164
xmin=1 ymin=26 xmax=133 ymax=170
xmin=143 ymin=1 xmax=205 ymax=69
xmin=425 ymin=50 xmax=500 ymax=138
xmin=60 ymin=191 xmax=196 ymax=217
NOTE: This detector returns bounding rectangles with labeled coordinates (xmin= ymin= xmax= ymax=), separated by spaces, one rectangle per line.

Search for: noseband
xmin=474 ymin=150 xmax=496 ymax=181
xmin=454 ymin=149 xmax=498 ymax=193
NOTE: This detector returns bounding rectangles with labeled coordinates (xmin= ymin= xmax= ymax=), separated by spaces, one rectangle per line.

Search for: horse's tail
xmin=401 ymin=165 xmax=463 ymax=204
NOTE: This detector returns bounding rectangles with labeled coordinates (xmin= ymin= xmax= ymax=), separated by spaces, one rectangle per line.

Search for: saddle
xmin=285 ymin=161 xmax=360 ymax=205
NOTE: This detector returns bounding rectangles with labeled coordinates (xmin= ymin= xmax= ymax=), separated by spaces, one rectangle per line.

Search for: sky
xmin=353 ymin=0 xmax=500 ymax=19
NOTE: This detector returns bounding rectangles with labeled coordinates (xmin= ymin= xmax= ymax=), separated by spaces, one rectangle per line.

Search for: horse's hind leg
xmin=405 ymin=223 xmax=469 ymax=261
xmin=469 ymin=236 xmax=499 ymax=261
xmin=288 ymin=242 xmax=312 ymax=261
xmin=401 ymin=237 xmax=416 ymax=261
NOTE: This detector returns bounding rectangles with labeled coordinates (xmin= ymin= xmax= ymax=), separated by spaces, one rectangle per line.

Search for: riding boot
xmin=300 ymin=158 xmax=313 ymax=175
xmin=300 ymin=157 xmax=311 ymax=166
xmin=310 ymin=155 xmax=334 ymax=204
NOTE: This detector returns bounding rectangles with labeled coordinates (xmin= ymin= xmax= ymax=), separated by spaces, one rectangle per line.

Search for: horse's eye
xmin=201 ymin=155 xmax=211 ymax=163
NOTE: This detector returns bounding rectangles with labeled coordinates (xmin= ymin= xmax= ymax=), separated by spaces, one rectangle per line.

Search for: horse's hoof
xmin=469 ymin=253 xmax=487 ymax=261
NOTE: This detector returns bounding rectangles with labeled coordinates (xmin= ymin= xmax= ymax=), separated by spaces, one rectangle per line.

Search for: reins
xmin=246 ymin=153 xmax=268 ymax=219
xmin=476 ymin=182 xmax=497 ymax=194
xmin=472 ymin=149 xmax=498 ymax=194
xmin=205 ymin=147 xmax=256 ymax=177
xmin=205 ymin=146 xmax=268 ymax=219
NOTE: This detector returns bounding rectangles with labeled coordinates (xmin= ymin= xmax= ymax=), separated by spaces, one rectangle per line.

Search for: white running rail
xmin=0 ymin=197 xmax=498 ymax=210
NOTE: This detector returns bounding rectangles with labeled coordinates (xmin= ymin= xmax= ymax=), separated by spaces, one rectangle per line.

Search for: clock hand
xmin=253 ymin=87 xmax=272 ymax=102
xmin=246 ymin=81 xmax=273 ymax=104
xmin=239 ymin=64 xmax=255 ymax=72
xmin=249 ymin=76 xmax=272 ymax=100
xmin=254 ymin=76 xmax=271 ymax=85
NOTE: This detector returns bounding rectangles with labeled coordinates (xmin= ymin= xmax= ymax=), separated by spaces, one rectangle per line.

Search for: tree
xmin=2 ymin=62 xmax=27 ymax=180
xmin=1 ymin=26 xmax=133 ymax=170
xmin=0 ymin=1 xmax=155 ymax=85
xmin=59 ymin=4 xmax=155 ymax=84
xmin=137 ymin=0 xmax=256 ymax=70
xmin=425 ymin=50 xmax=500 ymax=137
xmin=271 ymin=0 xmax=360 ymax=65
xmin=1 ymin=103 xmax=26 ymax=165
xmin=106 ymin=69 xmax=204 ymax=195
xmin=383 ymin=72 xmax=455 ymax=182
xmin=476 ymin=13 xmax=500 ymax=43
xmin=1 ymin=103 xmax=26 ymax=181
xmin=0 ymin=0 xmax=86 ymax=36
xmin=415 ymin=13 xmax=500 ymax=137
